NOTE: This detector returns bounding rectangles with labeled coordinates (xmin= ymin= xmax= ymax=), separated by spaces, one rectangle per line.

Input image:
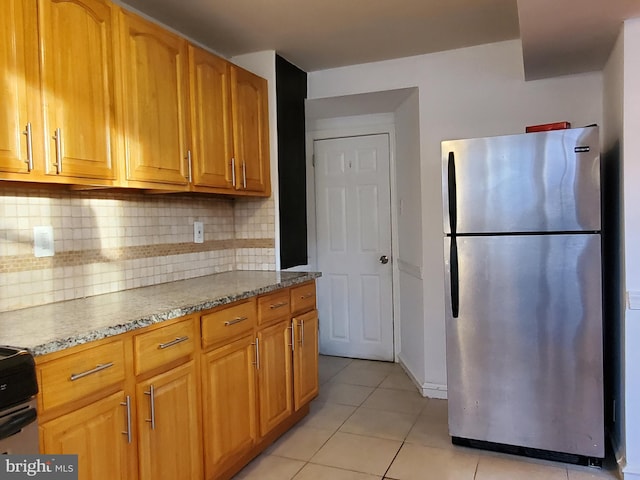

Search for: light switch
xmin=34 ymin=226 xmax=55 ymax=257
xmin=194 ymin=222 xmax=204 ymax=244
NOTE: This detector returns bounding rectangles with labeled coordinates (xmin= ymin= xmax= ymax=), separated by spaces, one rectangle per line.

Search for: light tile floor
xmin=233 ymin=355 xmax=620 ymax=480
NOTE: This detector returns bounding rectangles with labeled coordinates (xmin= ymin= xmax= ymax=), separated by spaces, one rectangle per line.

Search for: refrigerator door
xmin=442 ymin=127 xmax=600 ymax=235
xmin=444 ymin=233 xmax=604 ymax=457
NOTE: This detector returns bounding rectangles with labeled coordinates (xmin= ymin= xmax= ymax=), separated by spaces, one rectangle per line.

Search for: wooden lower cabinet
xmin=293 ymin=310 xmax=319 ymax=410
xmin=202 ymin=335 xmax=257 ymax=478
xmin=38 ymin=281 xmax=318 ymax=480
xmin=136 ymin=361 xmax=202 ymax=480
xmin=40 ymin=391 xmax=136 ymax=480
xmin=257 ymin=319 xmax=293 ymax=437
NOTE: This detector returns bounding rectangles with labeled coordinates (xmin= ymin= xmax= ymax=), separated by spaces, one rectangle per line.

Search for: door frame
xmin=305 ymin=113 xmax=401 ymax=361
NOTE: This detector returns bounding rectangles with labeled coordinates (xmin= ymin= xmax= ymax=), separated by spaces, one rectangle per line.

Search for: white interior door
xmin=314 ymin=134 xmax=394 ymax=361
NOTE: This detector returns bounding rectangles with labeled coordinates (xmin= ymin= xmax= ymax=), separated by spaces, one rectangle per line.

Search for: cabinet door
xmin=230 ymin=66 xmax=270 ymax=194
xmin=188 ymin=46 xmax=234 ymax=190
xmin=257 ymin=319 xmax=293 ymax=436
xmin=0 ymin=0 xmax=39 ymax=176
xmin=136 ymin=361 xmax=201 ymax=480
xmin=38 ymin=0 xmax=118 ymax=181
xmin=202 ymin=335 xmax=257 ymax=478
xmin=118 ymin=10 xmax=189 ymax=187
xmin=41 ymin=391 xmax=136 ymax=480
xmin=293 ymin=310 xmax=319 ymax=410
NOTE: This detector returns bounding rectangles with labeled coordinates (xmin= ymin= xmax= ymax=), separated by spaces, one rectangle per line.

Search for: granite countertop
xmin=0 ymin=270 xmax=321 ymax=357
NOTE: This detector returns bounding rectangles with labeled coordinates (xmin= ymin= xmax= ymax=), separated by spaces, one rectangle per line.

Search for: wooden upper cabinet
xmin=0 ymin=0 xmax=40 ymax=178
xmin=231 ymin=66 xmax=271 ymax=195
xmin=1 ymin=1 xmax=272 ymax=194
xmin=188 ymin=45 xmax=234 ymax=191
xmin=117 ymin=10 xmax=189 ymax=188
xmin=38 ymin=0 xmax=118 ymax=182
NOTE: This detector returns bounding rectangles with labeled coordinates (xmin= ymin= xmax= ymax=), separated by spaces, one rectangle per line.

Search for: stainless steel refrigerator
xmin=442 ymin=126 xmax=604 ymax=465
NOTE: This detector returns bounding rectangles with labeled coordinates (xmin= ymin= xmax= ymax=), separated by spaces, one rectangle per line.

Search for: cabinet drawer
xmin=257 ymin=289 xmax=291 ymax=325
xmin=290 ymin=282 xmax=316 ymax=314
xmin=39 ymin=340 xmax=126 ymax=411
xmin=134 ymin=317 xmax=196 ymax=375
xmin=201 ymin=299 xmax=256 ymax=348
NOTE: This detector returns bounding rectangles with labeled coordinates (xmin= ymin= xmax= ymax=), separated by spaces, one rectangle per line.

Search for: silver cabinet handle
xmin=186 ymin=150 xmax=193 ymax=183
xmin=70 ymin=362 xmax=114 ymax=381
xmin=231 ymin=157 xmax=236 ymax=187
xmin=252 ymin=337 xmax=260 ymax=369
xmin=224 ymin=316 xmax=248 ymax=326
xmin=242 ymin=160 xmax=247 ymax=189
xmin=158 ymin=336 xmax=189 ymax=349
xmin=269 ymin=302 xmax=288 ymax=310
xmin=288 ymin=321 xmax=295 ymax=351
xmin=121 ymin=395 xmax=132 ymax=444
xmin=145 ymin=385 xmax=156 ymax=430
xmin=298 ymin=319 xmax=305 ymax=345
xmin=22 ymin=123 xmax=33 ymax=171
xmin=52 ymin=128 xmax=62 ymax=174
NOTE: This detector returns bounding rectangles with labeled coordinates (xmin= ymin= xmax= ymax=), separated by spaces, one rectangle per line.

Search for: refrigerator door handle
xmin=450 ymin=237 xmax=459 ymax=318
xmin=447 ymin=151 xmax=457 ymax=235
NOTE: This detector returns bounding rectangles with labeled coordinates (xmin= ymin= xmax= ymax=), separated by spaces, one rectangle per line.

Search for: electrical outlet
xmin=194 ymin=222 xmax=204 ymax=244
xmin=34 ymin=226 xmax=55 ymax=257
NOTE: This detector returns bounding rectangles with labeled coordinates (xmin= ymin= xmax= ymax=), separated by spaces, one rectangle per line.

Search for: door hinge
xmin=312 ymin=154 xmax=315 ymax=168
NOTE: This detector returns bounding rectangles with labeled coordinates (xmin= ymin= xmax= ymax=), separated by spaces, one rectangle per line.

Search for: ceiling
xmin=118 ymin=0 xmax=640 ymax=79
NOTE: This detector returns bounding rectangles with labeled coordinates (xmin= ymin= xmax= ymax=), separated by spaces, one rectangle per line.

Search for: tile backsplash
xmin=0 ymin=188 xmax=275 ymax=312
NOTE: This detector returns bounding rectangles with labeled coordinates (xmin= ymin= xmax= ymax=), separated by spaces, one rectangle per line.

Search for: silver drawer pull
xmin=70 ymin=362 xmax=114 ymax=381
xmin=269 ymin=302 xmax=288 ymax=310
xmin=224 ymin=316 xmax=248 ymax=326
xmin=158 ymin=336 xmax=189 ymax=349
xmin=300 ymin=293 xmax=313 ymax=300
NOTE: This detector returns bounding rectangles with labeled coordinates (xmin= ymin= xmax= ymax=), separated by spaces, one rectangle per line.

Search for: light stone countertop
xmin=0 ymin=270 xmax=321 ymax=357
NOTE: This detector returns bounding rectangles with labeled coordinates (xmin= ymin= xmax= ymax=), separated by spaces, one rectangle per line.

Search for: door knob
xmin=379 ymin=255 xmax=389 ymax=264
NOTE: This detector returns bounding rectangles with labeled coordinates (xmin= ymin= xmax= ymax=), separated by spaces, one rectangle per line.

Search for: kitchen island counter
xmin=0 ymin=270 xmax=320 ymax=356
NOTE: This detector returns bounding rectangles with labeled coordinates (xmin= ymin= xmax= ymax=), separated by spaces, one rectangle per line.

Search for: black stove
xmin=0 ymin=346 xmax=39 ymax=454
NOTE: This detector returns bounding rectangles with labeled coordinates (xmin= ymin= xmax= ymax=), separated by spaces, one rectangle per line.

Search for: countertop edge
xmin=22 ymin=271 xmax=321 ymax=357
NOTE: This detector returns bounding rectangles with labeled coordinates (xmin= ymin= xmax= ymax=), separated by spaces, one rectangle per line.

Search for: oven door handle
xmin=0 ymin=407 xmax=37 ymax=439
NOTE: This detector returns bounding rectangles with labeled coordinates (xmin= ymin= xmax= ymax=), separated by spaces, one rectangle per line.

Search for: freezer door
xmin=444 ymin=234 xmax=604 ymax=458
xmin=442 ymin=127 xmax=600 ymax=235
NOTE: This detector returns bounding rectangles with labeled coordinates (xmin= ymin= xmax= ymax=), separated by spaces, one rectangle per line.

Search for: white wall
xmin=603 ymin=23 xmax=626 ymax=471
xmin=308 ymin=39 xmax=603 ymax=392
xmin=393 ymin=90 xmax=432 ymax=393
xmin=622 ymin=17 xmax=640 ymax=480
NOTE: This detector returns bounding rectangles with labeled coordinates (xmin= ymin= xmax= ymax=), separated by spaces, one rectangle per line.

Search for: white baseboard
xmin=397 ymin=355 xmax=448 ymax=399
xmin=421 ymin=383 xmax=448 ymax=399
xmin=623 ymin=462 xmax=640 ymax=480
xmin=614 ymin=448 xmax=640 ymax=480
xmin=628 ymin=290 xmax=640 ymax=310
